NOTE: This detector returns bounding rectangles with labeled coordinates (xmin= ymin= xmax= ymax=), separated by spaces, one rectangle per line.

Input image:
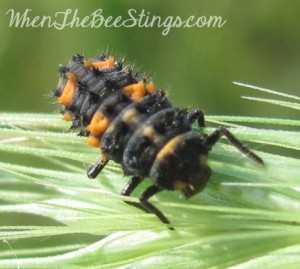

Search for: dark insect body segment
xmin=54 ymin=53 xmax=264 ymax=228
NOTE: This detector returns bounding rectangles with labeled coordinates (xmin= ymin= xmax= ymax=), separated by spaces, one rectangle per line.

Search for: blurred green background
xmin=0 ymin=0 xmax=299 ymax=118
xmin=0 ymin=1 xmax=299 ymax=261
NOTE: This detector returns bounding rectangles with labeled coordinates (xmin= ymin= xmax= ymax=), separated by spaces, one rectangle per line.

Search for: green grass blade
xmin=0 ymin=86 xmax=299 ymax=268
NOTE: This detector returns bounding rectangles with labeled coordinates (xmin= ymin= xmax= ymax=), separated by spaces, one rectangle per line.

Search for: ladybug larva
xmin=54 ymin=53 xmax=263 ymax=228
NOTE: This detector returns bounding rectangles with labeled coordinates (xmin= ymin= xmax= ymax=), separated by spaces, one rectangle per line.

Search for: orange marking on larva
xmin=122 ymin=108 xmax=139 ymax=124
xmin=87 ymin=135 xmax=101 ymax=148
xmin=58 ymin=72 xmax=77 ymax=106
xmin=86 ymin=112 xmax=110 ymax=136
xmin=84 ymin=56 xmax=115 ymax=70
xmin=143 ymin=126 xmax=157 ymax=140
xmin=83 ymin=60 xmax=94 ymax=69
xmin=63 ymin=112 xmax=73 ymax=121
xmin=156 ymin=135 xmax=183 ymax=161
xmin=173 ymin=181 xmax=188 ymax=191
xmin=145 ymin=81 xmax=155 ymax=94
xmin=123 ymin=81 xmax=146 ymax=101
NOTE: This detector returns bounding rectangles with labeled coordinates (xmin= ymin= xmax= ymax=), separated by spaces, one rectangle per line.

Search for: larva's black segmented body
xmin=54 ymin=53 xmax=264 ymax=228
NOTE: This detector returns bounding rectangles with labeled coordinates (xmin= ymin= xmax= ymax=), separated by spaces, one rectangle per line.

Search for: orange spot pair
xmin=123 ymin=81 xmax=156 ymax=101
xmin=63 ymin=112 xmax=101 ymax=148
xmin=58 ymin=72 xmax=77 ymax=106
xmin=145 ymin=82 xmax=155 ymax=94
xmin=87 ymin=135 xmax=101 ymax=147
xmin=86 ymin=112 xmax=110 ymax=136
xmin=84 ymin=56 xmax=115 ymax=70
xmin=63 ymin=112 xmax=73 ymax=121
xmin=86 ymin=112 xmax=110 ymax=147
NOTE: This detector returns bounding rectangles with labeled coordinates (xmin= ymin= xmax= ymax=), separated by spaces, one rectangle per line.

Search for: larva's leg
xmin=139 ymin=185 xmax=173 ymax=228
xmin=205 ymin=127 xmax=264 ymax=165
xmin=121 ymin=176 xmax=144 ymax=196
xmin=121 ymin=176 xmax=149 ymax=212
xmin=87 ymin=150 xmax=109 ymax=178
xmin=187 ymin=109 xmax=205 ymax=127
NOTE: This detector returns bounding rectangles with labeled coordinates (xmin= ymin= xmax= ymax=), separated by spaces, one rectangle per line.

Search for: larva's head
xmin=150 ymin=132 xmax=212 ymax=199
